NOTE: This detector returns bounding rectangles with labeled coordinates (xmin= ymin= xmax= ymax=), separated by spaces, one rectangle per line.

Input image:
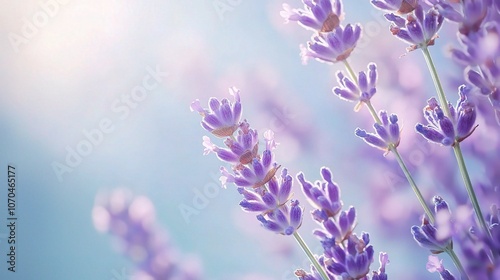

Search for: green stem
xmin=444 ymin=246 xmax=469 ymax=280
xmin=293 ymin=231 xmax=329 ymax=280
xmin=421 ymin=47 xmax=451 ymax=116
xmin=420 ymin=47 xmax=493 ymax=242
xmin=343 ymin=60 xmax=357 ymax=82
xmin=453 ymin=143 xmax=492 ymax=241
xmin=390 ymin=146 xmax=435 ymax=223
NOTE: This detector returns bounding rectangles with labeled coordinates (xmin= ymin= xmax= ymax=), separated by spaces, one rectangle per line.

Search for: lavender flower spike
xmin=426 ymin=255 xmax=456 ymax=280
xmin=415 ymin=86 xmax=477 ymax=146
xmin=385 ymin=5 xmax=444 ymax=52
xmin=281 ymin=0 xmax=343 ymax=32
xmin=301 ymin=23 xmax=362 ymax=64
xmin=190 ymin=87 xmax=242 ymax=137
xmin=355 ymin=111 xmax=401 ymax=154
xmin=92 ymin=189 xmax=202 ymax=280
xmin=333 ymin=63 xmax=378 ymax=111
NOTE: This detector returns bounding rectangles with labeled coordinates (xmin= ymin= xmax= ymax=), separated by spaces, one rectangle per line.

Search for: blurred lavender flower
xmin=300 ymin=23 xmax=362 ymax=64
xmin=333 ymin=63 xmax=378 ymax=110
xmin=384 ymin=5 xmax=444 ymax=52
xmin=92 ymin=189 xmax=202 ymax=280
xmin=372 ymin=252 xmax=390 ymax=280
xmin=426 ymin=0 xmax=490 ymax=35
xmin=450 ymin=22 xmax=500 ymax=123
xmin=426 ymin=255 xmax=456 ymax=280
xmin=416 ymin=86 xmax=478 ymax=146
xmin=371 ymin=0 xmax=418 ymax=14
xmin=355 ymin=111 xmax=401 ymax=154
xmin=192 ymin=89 xmax=304 ymax=236
xmin=281 ymin=0 xmax=343 ymax=32
xmin=190 ymin=87 xmax=242 ymax=138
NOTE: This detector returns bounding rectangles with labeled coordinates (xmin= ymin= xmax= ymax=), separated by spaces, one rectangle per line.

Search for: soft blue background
xmin=0 ymin=1 xmax=466 ymax=279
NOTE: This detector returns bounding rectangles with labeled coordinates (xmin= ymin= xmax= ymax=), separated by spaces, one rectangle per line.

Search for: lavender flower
xmin=190 ymin=87 xmax=242 ymax=137
xmin=385 ymin=5 xmax=444 ymax=52
xmin=324 ymin=233 xmax=375 ymax=279
xmin=416 ymin=86 xmax=478 ymax=146
xmin=333 ymin=63 xmax=378 ymax=110
xmin=281 ymin=0 xmax=343 ymax=32
xmin=411 ymin=196 xmax=453 ymax=254
xmin=300 ymin=23 xmax=362 ymax=64
xmin=426 ymin=255 xmax=456 ymax=280
xmin=355 ymin=111 xmax=401 ymax=154
xmin=372 ymin=252 xmax=390 ymax=280
xmin=192 ymin=89 xmax=304 ymax=237
xmin=92 ymin=189 xmax=202 ymax=280
xmin=257 ymin=199 xmax=304 ymax=235
xmin=371 ymin=0 xmax=418 ymax=14
xmin=297 ymin=167 xmax=343 ymax=222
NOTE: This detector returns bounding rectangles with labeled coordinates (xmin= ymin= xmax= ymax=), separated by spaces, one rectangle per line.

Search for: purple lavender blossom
xmin=300 ymin=23 xmax=362 ymax=64
xmin=190 ymin=87 xmax=242 ymax=138
xmin=371 ymin=0 xmax=418 ymax=14
xmin=333 ymin=63 xmax=378 ymax=110
xmin=257 ymin=199 xmax=304 ymax=235
xmin=297 ymin=167 xmax=343 ymax=222
xmin=355 ymin=111 xmax=401 ymax=154
xmin=426 ymin=255 xmax=456 ymax=280
xmin=92 ymin=189 xmax=202 ymax=280
xmin=385 ymin=5 xmax=444 ymax=52
xmin=281 ymin=0 xmax=343 ymax=32
xmin=411 ymin=196 xmax=453 ymax=254
xmin=192 ymin=89 xmax=304 ymax=237
xmin=415 ymin=86 xmax=478 ymax=146
xmin=324 ymin=233 xmax=375 ymax=279
xmin=427 ymin=0 xmax=490 ymax=35
xmin=238 ymin=168 xmax=293 ymax=212
xmin=372 ymin=252 xmax=390 ymax=280
xmin=202 ymin=120 xmax=259 ymax=165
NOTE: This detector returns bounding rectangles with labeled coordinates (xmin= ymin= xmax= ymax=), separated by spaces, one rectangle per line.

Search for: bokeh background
xmin=1 ymin=1 xmax=497 ymax=279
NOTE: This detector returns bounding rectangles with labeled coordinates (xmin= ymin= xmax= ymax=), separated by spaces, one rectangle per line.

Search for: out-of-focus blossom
xmin=416 ymin=86 xmax=477 ymax=146
xmin=385 ymin=5 xmax=444 ymax=52
xmin=300 ymin=24 xmax=362 ymax=64
xmin=371 ymin=0 xmax=418 ymax=14
xmin=426 ymin=0 xmax=490 ymax=35
xmin=333 ymin=63 xmax=378 ymax=110
xmin=281 ymin=0 xmax=343 ymax=32
xmin=426 ymin=255 xmax=456 ymax=280
xmin=92 ymin=189 xmax=202 ymax=280
xmin=372 ymin=252 xmax=390 ymax=280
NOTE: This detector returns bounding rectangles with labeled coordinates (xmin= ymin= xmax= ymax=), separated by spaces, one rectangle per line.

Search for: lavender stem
xmin=293 ymin=231 xmax=329 ymax=280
